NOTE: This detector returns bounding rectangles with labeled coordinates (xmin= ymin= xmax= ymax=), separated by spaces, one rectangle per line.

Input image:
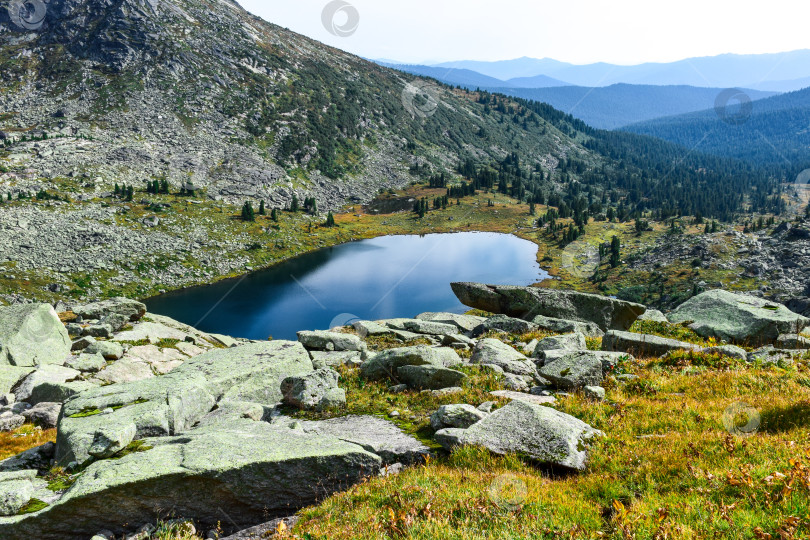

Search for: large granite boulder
xmin=14 ymin=365 xmax=82 ymax=403
xmin=0 ymin=420 xmax=382 ymax=540
xmin=0 ymin=305 xmax=71 ymax=367
xmin=534 ymin=332 xmax=587 ymax=359
xmin=470 ymin=339 xmax=537 ymax=377
xmin=539 ymin=352 xmax=604 ymax=389
xmin=434 ymin=400 xmax=601 ymax=470
xmin=281 ymin=369 xmax=345 ymax=411
xmin=396 ymin=365 xmax=467 ymax=390
xmin=539 ymin=351 xmax=632 ymax=389
xmin=451 ymin=283 xmax=645 ymax=331
xmin=430 ymin=404 xmax=488 ymax=430
xmin=56 ymin=341 xmax=313 ymax=465
xmin=360 ymin=346 xmax=462 ymax=381
xmin=668 ymin=290 xmax=810 ymax=346
xmin=602 ymin=330 xmax=701 ymax=357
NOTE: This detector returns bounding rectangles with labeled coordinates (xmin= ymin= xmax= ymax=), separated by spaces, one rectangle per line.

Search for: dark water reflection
xmin=144 ymin=232 xmax=547 ymax=340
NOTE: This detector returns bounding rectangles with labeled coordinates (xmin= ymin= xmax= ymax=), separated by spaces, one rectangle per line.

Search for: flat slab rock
xmin=602 ymin=330 xmax=700 ymax=357
xmin=451 ymin=282 xmax=646 ymax=332
xmin=0 ymin=420 xmax=382 ymax=540
xmin=56 ymin=341 xmax=314 ymax=465
xmin=299 ymin=415 xmax=430 ymax=465
xmin=490 ymin=390 xmax=557 ymax=405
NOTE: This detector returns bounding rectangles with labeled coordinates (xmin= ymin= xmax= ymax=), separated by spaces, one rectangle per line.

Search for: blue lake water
xmin=144 ymin=232 xmax=547 ymax=340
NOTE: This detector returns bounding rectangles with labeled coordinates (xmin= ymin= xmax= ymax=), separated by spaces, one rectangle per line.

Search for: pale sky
xmin=240 ymin=0 xmax=810 ymax=65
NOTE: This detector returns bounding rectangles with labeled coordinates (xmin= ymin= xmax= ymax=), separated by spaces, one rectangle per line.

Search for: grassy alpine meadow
xmin=286 ymin=335 xmax=810 ymax=539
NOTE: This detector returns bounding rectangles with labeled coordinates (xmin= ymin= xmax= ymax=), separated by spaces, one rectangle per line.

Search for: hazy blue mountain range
xmin=623 ymin=86 xmax=810 ymax=167
xmin=465 ymin=84 xmax=776 ymax=130
xmin=429 ymin=50 xmax=810 ymax=91
xmin=379 ymin=62 xmax=777 ymax=129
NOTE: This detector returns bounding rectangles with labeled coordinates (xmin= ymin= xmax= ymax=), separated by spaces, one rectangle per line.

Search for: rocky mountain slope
xmin=0 ymin=0 xmax=590 ymax=209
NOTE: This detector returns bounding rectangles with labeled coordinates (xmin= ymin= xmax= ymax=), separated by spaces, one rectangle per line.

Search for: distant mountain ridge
xmin=429 ymin=50 xmax=810 ymax=91
xmin=378 ymin=62 xmax=777 ymax=129
xmin=487 ymin=84 xmax=777 ymax=130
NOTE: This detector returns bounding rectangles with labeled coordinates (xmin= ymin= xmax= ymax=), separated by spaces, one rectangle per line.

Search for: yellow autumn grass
xmin=293 ymin=360 xmax=810 ymax=539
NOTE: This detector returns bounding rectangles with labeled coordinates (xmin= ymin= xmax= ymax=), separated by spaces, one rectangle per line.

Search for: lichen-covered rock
xmin=360 ymin=346 xmax=461 ymax=381
xmin=637 ymin=309 xmax=668 ymax=323
xmin=0 ymin=367 xmax=35 ymax=396
xmin=71 ymin=298 xmax=146 ymax=324
xmin=470 ymin=339 xmax=537 ymax=377
xmin=297 ymin=331 xmax=364 ymax=352
xmin=0 ymin=305 xmax=71 ymax=368
xmin=1 ymin=420 xmax=382 ymax=539
xmin=56 ymin=341 xmax=313 ymax=466
xmin=583 ymin=386 xmax=606 ymax=401
xmin=395 ymin=365 xmax=467 ymax=390
xmin=65 ymin=353 xmax=106 ymax=373
xmin=84 ymin=342 xmax=124 ymax=361
xmin=0 ymin=470 xmax=36 ymax=516
xmin=534 ymin=333 xmax=587 ymax=358
xmin=0 ymin=414 xmax=24 ymax=433
xmin=530 ymin=315 xmax=604 ymax=337
xmin=281 ymin=369 xmax=345 ymax=411
xmin=452 ymin=282 xmax=646 ymax=331
xmin=668 ymin=290 xmax=809 ymax=346
xmin=430 ymin=404 xmax=487 ymax=430
xmin=93 ymin=359 xmax=154 ymax=385
xmin=298 ymin=415 xmax=430 ymax=465
xmin=88 ymin=423 xmax=137 ymax=459
xmin=602 ymin=330 xmax=700 ymax=357
xmin=14 ymin=365 xmax=82 ymax=403
xmin=775 ymin=334 xmax=810 ymax=350
xmin=539 ymin=352 xmax=605 ymax=389
xmin=435 ymin=400 xmax=602 ymax=470
xmin=309 ymin=351 xmax=364 ymax=370
xmin=415 ymin=312 xmax=487 ymax=333
xmin=0 ymin=443 xmax=55 ymax=473
xmin=472 ymin=314 xmax=538 ymax=337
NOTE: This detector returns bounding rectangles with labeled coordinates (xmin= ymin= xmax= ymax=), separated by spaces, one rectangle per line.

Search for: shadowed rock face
xmin=451 ymin=282 xmax=646 ymax=331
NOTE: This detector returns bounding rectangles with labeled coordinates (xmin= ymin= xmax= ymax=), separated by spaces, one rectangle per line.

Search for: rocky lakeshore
xmin=0 ymin=283 xmax=808 ymax=539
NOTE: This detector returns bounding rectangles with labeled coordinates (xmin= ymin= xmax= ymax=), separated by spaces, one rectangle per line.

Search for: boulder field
xmin=0 ymin=285 xmax=806 ymax=538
